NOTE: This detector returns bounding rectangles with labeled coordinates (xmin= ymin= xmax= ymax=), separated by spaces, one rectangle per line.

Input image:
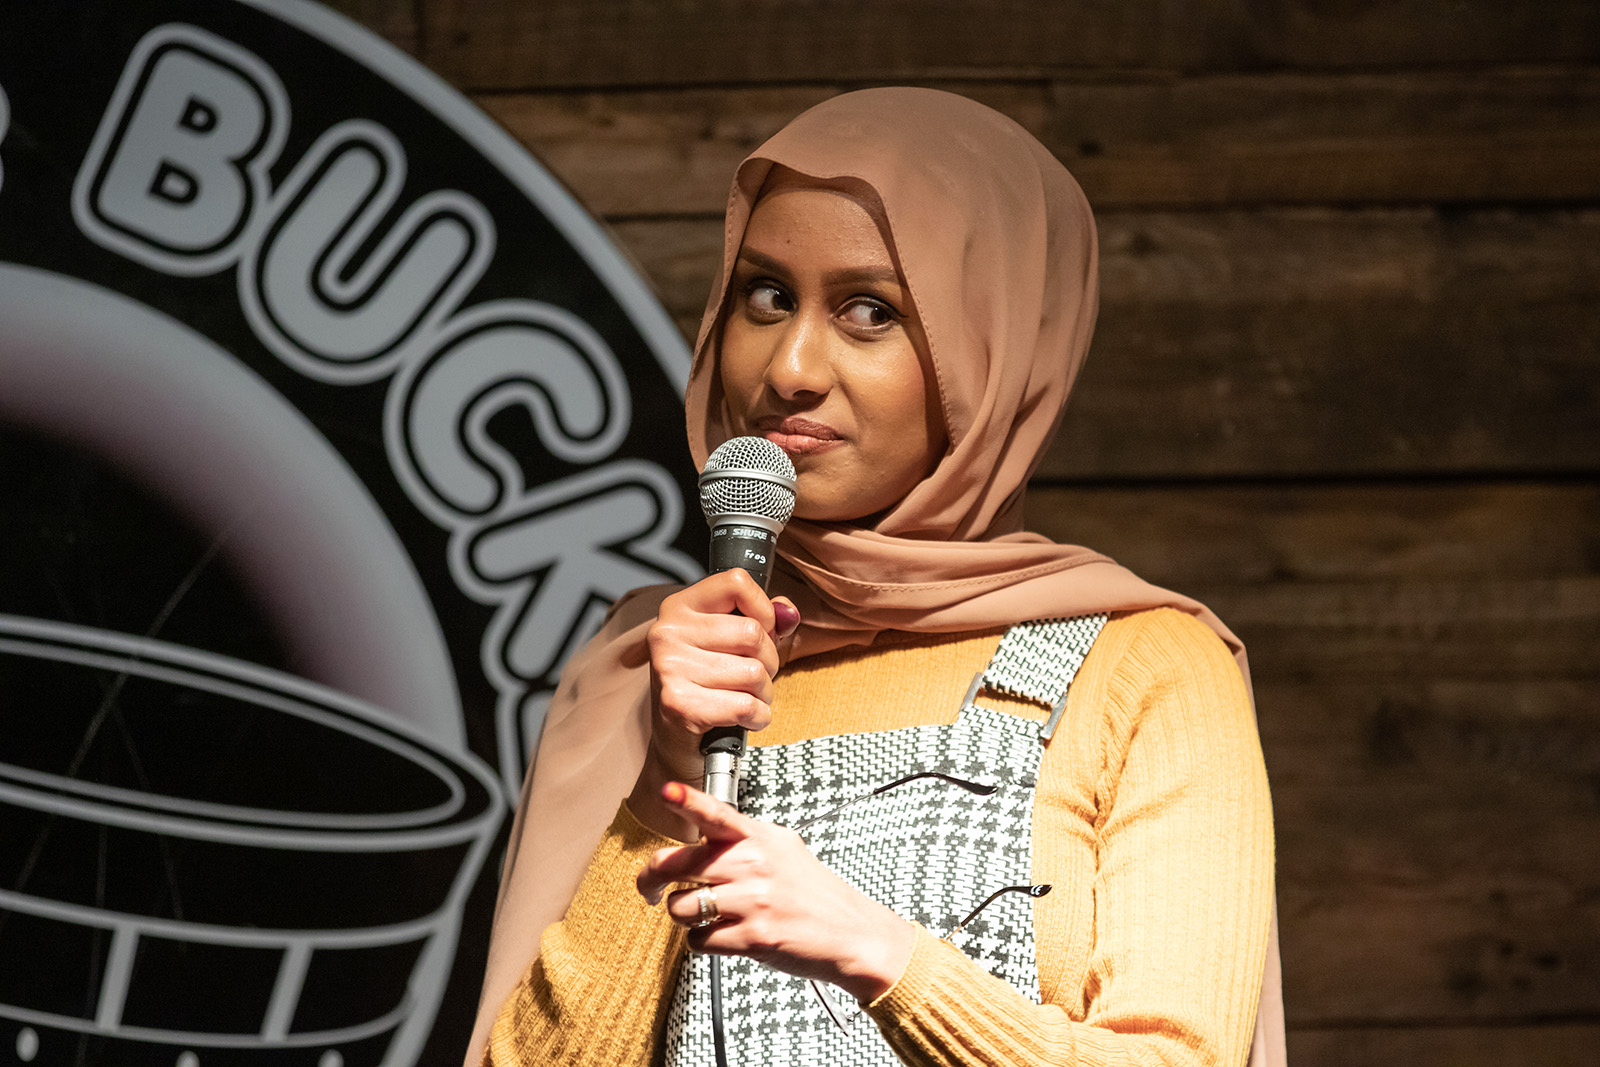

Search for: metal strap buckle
xmin=960 ymin=670 xmax=985 ymax=713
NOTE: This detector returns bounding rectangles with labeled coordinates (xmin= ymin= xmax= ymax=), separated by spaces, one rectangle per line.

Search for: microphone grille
xmin=700 ymin=436 xmax=798 ymax=527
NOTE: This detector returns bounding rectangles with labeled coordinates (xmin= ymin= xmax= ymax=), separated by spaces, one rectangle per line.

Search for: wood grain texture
xmin=1196 ymin=577 xmax=1600 ymax=678
xmin=1037 ymin=483 xmax=1600 ymax=1020
xmin=1261 ymin=678 xmax=1600 ymax=1021
xmin=476 ymin=85 xmax=1033 ymax=217
xmin=1029 ymin=482 xmax=1600 ymax=673
xmin=1288 ymin=1023 xmax=1600 ymax=1067
xmin=1051 ymin=70 xmax=1600 ymax=209
xmin=1023 ymin=483 xmax=1600 ymax=585
xmin=608 ymin=210 xmax=1600 ymax=479
xmin=1053 ymin=209 xmax=1600 ymax=480
xmin=478 ymin=72 xmax=1600 ymax=215
xmin=420 ymin=0 xmax=1600 ymax=90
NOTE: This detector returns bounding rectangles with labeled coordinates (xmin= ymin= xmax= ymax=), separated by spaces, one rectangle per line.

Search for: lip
xmin=754 ymin=416 xmax=845 ymax=457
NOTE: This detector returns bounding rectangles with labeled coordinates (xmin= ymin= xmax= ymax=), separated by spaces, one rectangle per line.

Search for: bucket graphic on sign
xmin=0 ymin=0 xmax=704 ymax=1055
xmin=0 ymin=615 xmax=500 ymax=1067
xmin=0 ymin=265 xmax=501 ymax=1066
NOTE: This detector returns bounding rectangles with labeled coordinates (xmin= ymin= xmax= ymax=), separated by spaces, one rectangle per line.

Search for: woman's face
xmin=717 ymin=176 xmax=945 ymax=523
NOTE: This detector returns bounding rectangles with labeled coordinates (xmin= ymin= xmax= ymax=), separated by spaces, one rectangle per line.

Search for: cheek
xmin=716 ymin=324 xmax=762 ymax=414
xmin=841 ymin=352 xmax=942 ymax=516
xmin=893 ymin=370 xmax=935 ymax=434
xmin=866 ymin=347 xmax=941 ymax=456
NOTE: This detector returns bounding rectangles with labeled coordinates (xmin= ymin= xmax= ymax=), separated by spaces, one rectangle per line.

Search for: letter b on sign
xmin=74 ymin=24 xmax=287 ymax=276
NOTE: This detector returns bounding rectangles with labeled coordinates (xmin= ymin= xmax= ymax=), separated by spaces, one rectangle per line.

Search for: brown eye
xmin=745 ymin=282 xmax=791 ymax=321
xmin=840 ymin=298 xmax=897 ymax=333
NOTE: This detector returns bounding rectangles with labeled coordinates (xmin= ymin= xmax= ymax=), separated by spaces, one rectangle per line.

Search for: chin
xmin=792 ymin=496 xmax=885 ymax=526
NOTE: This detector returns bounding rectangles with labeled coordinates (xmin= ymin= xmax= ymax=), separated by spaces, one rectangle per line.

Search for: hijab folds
xmin=468 ymin=88 xmax=1285 ymax=1067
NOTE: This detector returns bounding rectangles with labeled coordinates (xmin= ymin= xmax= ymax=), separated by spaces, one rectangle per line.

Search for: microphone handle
xmin=700 ymin=520 xmax=781 ymax=807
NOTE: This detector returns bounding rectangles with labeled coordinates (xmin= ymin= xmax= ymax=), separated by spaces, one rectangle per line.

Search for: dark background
xmin=321 ymin=1 xmax=1600 ymax=1063
xmin=0 ymin=4 xmax=703 ymax=1064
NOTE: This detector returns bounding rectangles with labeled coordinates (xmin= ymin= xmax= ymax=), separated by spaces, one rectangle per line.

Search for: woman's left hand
xmin=636 ymin=781 xmax=916 ymax=1004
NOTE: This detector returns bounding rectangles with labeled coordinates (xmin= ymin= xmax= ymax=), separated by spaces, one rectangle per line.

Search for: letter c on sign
xmin=390 ymin=300 xmax=632 ymax=523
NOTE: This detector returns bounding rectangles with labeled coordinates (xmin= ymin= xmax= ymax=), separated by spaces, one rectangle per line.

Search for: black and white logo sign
xmin=0 ymin=2 xmax=702 ymax=1065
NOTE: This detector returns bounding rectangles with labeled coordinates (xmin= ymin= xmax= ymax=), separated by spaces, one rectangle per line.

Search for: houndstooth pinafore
xmin=662 ymin=614 xmax=1107 ymax=1067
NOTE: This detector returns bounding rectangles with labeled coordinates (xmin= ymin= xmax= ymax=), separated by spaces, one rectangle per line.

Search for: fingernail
xmin=774 ymin=601 xmax=800 ymax=638
xmin=663 ymin=781 xmax=686 ymax=804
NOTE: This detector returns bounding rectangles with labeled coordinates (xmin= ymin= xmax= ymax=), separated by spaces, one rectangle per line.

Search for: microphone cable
xmin=710 ymin=956 xmax=730 ymax=1067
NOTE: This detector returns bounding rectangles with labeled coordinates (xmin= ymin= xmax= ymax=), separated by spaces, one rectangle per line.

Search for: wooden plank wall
xmin=330 ymin=1 xmax=1600 ymax=1062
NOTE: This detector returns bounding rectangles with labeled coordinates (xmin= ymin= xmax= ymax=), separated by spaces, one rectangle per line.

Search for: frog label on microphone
xmin=708 ymin=526 xmax=779 ymax=579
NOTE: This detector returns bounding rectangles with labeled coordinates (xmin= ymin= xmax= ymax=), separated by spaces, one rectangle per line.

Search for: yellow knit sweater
xmin=488 ymin=608 xmax=1274 ymax=1066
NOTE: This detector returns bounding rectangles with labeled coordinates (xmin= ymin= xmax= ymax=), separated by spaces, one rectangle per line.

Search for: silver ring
xmin=690 ymin=885 xmax=721 ymax=928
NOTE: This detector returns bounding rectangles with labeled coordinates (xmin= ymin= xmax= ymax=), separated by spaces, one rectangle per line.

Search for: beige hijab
xmin=467 ymin=88 xmax=1285 ymax=1067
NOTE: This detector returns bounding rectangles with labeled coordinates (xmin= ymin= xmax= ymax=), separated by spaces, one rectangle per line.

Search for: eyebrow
xmin=735 ymin=248 xmax=902 ymax=289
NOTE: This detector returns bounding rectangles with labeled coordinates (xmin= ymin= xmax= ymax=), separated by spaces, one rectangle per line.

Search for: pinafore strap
xmin=963 ymin=613 xmax=1108 ymax=738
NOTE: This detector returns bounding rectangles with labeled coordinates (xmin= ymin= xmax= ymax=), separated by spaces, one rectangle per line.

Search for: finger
xmin=664 ymin=780 xmax=754 ymax=845
xmin=637 ymin=842 xmax=722 ymax=905
xmin=679 ymin=614 xmax=781 ymax=675
xmin=652 ymin=613 xmax=780 ymax=683
xmin=678 ymin=569 xmax=776 ymax=632
xmin=635 ymin=783 xmax=752 ymax=902
xmin=654 ymin=644 xmax=774 ymax=700
xmin=664 ymin=883 xmax=733 ymax=929
xmin=772 ymin=597 xmax=800 ymax=639
xmin=687 ymin=923 xmax=741 ymax=957
xmin=652 ymin=678 xmax=772 ymax=734
xmin=772 ymin=596 xmax=800 ymax=661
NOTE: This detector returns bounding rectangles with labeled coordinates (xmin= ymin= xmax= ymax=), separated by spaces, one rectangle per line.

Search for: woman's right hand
xmin=629 ymin=569 xmax=799 ymax=840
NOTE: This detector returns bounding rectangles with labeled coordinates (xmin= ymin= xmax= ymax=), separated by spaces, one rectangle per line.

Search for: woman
xmin=467 ymin=87 xmax=1284 ymax=1067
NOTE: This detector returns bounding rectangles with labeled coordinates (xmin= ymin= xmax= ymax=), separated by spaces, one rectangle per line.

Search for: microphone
xmin=696 ymin=436 xmax=797 ymax=806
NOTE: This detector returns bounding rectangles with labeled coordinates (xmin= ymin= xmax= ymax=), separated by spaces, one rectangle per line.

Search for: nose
xmin=763 ymin=310 xmax=833 ymax=400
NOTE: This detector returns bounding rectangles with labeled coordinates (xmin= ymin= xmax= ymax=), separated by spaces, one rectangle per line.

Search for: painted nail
xmin=774 ymin=600 xmax=801 ymax=638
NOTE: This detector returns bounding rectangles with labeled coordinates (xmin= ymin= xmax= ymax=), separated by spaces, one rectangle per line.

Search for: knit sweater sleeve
xmin=486 ymin=802 xmax=687 ymax=1067
xmin=866 ymin=609 xmax=1275 ymax=1067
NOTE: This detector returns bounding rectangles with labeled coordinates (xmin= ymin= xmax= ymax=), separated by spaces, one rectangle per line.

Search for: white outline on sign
xmin=0 ymin=614 xmax=500 ymax=1062
xmin=239 ymin=0 xmax=693 ymax=390
xmin=239 ymin=119 xmax=498 ymax=384
xmin=388 ymin=299 xmax=635 ymax=521
xmin=72 ymin=22 xmax=290 ymax=277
